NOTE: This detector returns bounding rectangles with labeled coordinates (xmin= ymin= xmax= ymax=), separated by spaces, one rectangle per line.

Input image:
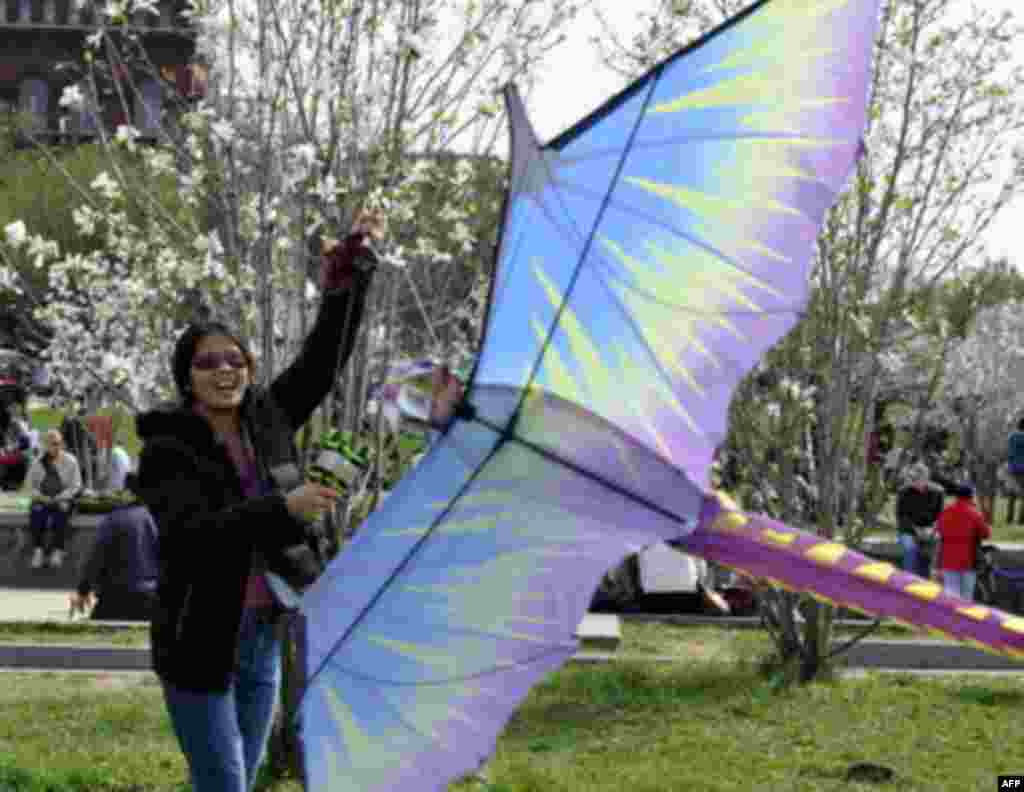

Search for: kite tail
xmin=675 ymin=493 xmax=1024 ymax=663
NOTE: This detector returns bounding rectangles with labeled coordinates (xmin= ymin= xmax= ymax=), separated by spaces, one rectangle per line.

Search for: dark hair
xmin=171 ymin=322 xmax=255 ymax=403
xmin=953 ymin=482 xmax=975 ymax=498
xmin=1018 ymin=417 xmax=1024 ymax=432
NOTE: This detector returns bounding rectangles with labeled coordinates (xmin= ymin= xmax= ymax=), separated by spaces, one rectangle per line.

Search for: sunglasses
xmin=191 ymin=351 xmax=248 ymax=371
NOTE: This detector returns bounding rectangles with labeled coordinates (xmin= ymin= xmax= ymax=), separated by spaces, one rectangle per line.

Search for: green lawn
xmin=0 ymin=622 xmax=149 ymax=647
xmin=27 ymin=406 xmax=141 ymax=458
xmin=0 ymin=623 xmax=1021 ymax=791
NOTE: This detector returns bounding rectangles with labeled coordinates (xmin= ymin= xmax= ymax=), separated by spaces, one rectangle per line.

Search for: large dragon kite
xmin=292 ymin=1 xmax=1024 ymax=789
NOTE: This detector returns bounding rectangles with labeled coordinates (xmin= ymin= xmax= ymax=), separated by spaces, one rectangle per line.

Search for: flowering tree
xmin=0 ymin=0 xmax=581 ymax=420
xmin=597 ymin=0 xmax=1024 ymax=681
xmin=918 ymin=302 xmax=1024 ymax=517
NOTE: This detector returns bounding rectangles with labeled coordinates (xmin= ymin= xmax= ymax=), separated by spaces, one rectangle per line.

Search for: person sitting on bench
xmin=25 ymin=430 xmax=81 ymax=569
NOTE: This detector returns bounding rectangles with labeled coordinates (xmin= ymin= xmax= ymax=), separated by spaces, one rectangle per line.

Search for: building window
xmin=134 ymin=78 xmax=162 ymax=135
xmin=18 ymin=78 xmax=49 ymax=130
xmin=18 ymin=0 xmax=32 ymax=24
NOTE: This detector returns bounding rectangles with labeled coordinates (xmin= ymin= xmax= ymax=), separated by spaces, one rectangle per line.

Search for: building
xmin=0 ymin=0 xmax=207 ymax=143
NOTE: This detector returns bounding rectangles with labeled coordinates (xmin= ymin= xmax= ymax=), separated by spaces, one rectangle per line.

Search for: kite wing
xmin=300 ymin=386 xmax=705 ymax=790
xmin=472 ymin=0 xmax=876 ymax=488
xmin=299 ymin=1 xmax=882 ymax=789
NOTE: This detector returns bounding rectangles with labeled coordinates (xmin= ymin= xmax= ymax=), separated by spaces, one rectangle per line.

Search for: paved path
xmin=0 ymin=586 xmax=76 ymax=622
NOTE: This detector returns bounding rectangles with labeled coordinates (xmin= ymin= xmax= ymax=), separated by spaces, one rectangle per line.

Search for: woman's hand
xmin=285 ymin=483 xmax=340 ymax=523
xmin=69 ymin=592 xmax=96 ymax=618
xmin=429 ymin=365 xmax=464 ymax=426
xmin=352 ymin=208 xmax=387 ymax=242
xmin=319 ymin=208 xmax=386 ymax=292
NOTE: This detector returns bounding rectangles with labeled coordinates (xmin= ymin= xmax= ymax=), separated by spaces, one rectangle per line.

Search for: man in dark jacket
xmin=70 ymin=473 xmax=159 ymax=621
xmin=896 ymin=462 xmax=946 ymax=578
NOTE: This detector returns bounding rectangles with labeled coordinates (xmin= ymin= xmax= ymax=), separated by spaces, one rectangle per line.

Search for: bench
xmin=0 ymin=509 xmax=104 ymax=589
xmin=575 ymin=613 xmax=622 ymax=652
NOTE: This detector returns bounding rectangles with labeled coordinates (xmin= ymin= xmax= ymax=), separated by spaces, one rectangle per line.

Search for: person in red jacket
xmin=934 ymin=483 xmax=990 ymax=600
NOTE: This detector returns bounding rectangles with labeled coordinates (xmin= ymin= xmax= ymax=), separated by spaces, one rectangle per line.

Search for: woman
xmin=136 ymin=212 xmax=384 ymax=792
xmin=25 ymin=429 xmax=82 ymax=569
xmin=934 ymin=483 xmax=991 ymax=600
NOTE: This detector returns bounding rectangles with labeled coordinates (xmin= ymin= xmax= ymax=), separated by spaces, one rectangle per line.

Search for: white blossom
xmin=115 ymin=125 xmax=141 ymax=150
xmin=59 ymin=84 xmax=85 ymax=109
xmin=210 ymin=119 xmax=236 ymax=144
xmin=4 ymin=220 xmax=27 ymax=249
xmin=90 ymin=172 xmax=121 ymax=202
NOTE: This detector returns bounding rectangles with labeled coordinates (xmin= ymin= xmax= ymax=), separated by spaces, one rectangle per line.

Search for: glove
xmin=319 ymin=210 xmax=387 ymax=293
xmin=319 ymin=232 xmax=378 ymax=293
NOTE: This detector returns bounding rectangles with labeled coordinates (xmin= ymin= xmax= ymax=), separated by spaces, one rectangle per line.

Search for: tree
xmin=597 ymin=0 xmax=1024 ymax=682
xmin=920 ymin=302 xmax=1024 ymax=519
xmin=1 ymin=0 xmax=581 ymax=411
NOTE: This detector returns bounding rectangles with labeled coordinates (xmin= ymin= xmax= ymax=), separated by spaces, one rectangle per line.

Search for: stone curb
xmin=2 ymin=639 xmax=1022 ymax=673
xmin=0 ymin=643 xmax=149 ymax=671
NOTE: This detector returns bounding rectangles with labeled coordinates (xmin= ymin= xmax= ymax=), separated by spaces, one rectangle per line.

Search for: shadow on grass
xmin=952 ymin=684 xmax=1024 ymax=707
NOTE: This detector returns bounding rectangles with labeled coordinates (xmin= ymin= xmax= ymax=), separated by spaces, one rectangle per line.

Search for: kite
xmin=292 ymin=2 xmax=1024 ymax=790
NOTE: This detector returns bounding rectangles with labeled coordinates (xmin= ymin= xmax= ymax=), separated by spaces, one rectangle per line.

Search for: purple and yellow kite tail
xmin=678 ymin=493 xmax=1024 ymax=662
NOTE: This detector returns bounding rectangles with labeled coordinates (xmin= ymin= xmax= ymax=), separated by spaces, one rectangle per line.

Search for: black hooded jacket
xmin=136 ymin=265 xmax=371 ymax=693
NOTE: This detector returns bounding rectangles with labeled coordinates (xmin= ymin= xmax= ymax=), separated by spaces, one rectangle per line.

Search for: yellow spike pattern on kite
xmin=957 ymin=606 xmax=990 ymax=622
xmin=904 ymin=581 xmax=942 ymax=601
xmin=852 ymin=562 xmax=895 ymax=584
xmin=530 ymin=261 xmax=699 ymax=455
xmin=323 ymin=683 xmax=409 ymax=780
xmin=761 ymin=528 xmax=797 ymax=546
xmin=1002 ymin=617 xmax=1024 ymax=635
xmin=804 ymin=543 xmax=846 ymax=565
xmin=627 ymin=177 xmax=800 ymax=228
xmin=600 ymin=238 xmax=720 ymax=390
xmin=652 ymin=0 xmax=855 ymax=136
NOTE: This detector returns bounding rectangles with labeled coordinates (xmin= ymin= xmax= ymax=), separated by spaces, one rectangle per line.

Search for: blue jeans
xmin=898 ymin=534 xmax=921 ymax=576
xmin=29 ymin=503 xmax=71 ymax=551
xmin=161 ymin=610 xmax=282 ymax=792
xmin=942 ymin=570 xmax=978 ymax=601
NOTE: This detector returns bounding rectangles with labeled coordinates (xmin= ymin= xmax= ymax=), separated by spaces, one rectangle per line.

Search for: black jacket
xmin=77 ymin=503 xmax=159 ymax=597
xmin=896 ymin=482 xmax=946 ymax=536
xmin=136 ymin=263 xmax=371 ymax=693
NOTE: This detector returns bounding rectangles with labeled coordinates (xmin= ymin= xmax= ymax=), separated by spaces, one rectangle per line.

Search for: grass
xmin=1 ymin=622 xmax=1021 ymax=791
xmin=0 ymin=622 xmax=149 ymax=647
xmin=454 ymin=663 xmax=1024 ymax=792
xmin=26 ymin=406 xmax=141 ymax=458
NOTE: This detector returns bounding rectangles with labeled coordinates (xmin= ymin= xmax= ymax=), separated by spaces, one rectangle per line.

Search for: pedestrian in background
xmin=895 ymin=462 xmax=945 ymax=578
xmin=934 ymin=482 xmax=990 ymax=600
xmin=70 ymin=473 xmax=158 ymax=621
xmin=1008 ymin=417 xmax=1024 ymax=493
